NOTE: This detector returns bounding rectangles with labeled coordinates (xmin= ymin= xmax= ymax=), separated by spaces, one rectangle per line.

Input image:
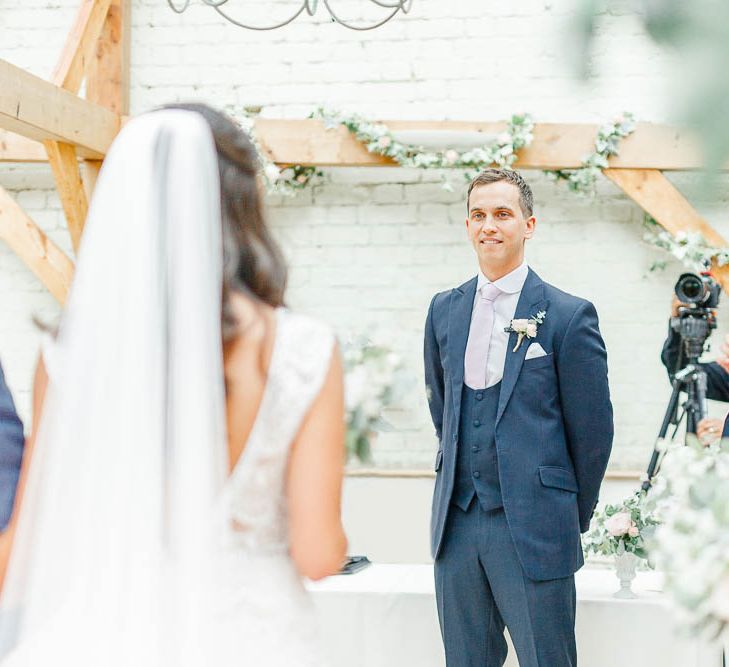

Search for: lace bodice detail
xmin=221 ymin=308 xmax=335 ymax=555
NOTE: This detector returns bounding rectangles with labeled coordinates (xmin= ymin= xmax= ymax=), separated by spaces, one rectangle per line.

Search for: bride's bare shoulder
xmin=228 ymin=292 xmax=276 ymax=334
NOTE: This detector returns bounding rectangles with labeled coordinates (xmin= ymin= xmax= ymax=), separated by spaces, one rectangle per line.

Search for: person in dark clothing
xmin=661 ymin=296 xmax=729 ymax=443
xmin=0 ymin=361 xmax=24 ymax=531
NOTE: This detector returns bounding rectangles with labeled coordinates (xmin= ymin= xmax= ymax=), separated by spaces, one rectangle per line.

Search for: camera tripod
xmin=642 ymin=361 xmax=708 ymax=492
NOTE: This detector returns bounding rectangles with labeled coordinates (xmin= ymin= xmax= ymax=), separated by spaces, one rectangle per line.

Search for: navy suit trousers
xmin=435 ymin=502 xmax=577 ymax=667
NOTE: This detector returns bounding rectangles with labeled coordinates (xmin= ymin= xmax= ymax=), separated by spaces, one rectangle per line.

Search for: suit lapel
xmin=447 ymin=276 xmax=478 ymax=424
xmin=496 ymin=269 xmax=547 ymax=424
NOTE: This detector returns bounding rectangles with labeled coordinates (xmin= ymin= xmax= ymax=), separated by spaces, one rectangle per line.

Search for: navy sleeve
xmin=0 ymin=363 xmax=25 ymax=530
xmin=557 ymin=301 xmax=614 ymax=533
xmin=424 ymin=295 xmax=444 ymax=442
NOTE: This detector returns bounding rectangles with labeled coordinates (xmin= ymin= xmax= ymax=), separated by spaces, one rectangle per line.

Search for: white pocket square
xmin=525 ymin=342 xmax=548 ymax=360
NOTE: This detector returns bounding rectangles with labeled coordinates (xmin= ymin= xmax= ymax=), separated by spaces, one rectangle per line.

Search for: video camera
xmin=670 ymin=272 xmax=721 ymax=362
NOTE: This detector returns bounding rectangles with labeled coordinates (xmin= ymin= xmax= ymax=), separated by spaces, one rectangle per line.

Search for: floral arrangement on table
xmin=544 ymin=112 xmax=636 ymax=196
xmin=582 ymin=490 xmax=659 ymax=598
xmin=647 ymin=438 xmax=729 ymax=638
xmin=342 ymin=336 xmax=409 ymax=463
xmin=583 ymin=490 xmax=659 ymax=560
xmin=643 ymin=215 xmax=729 ymax=273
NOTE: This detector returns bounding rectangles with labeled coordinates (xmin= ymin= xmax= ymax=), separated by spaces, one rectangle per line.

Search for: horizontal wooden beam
xmin=0 ymin=58 xmax=120 ymax=158
xmin=253 ymin=119 xmax=710 ymax=170
xmin=0 ymin=117 xmax=712 ymax=169
xmin=0 ymin=186 xmax=74 ymax=303
xmin=604 ymin=168 xmax=729 ymax=292
xmin=0 ymin=131 xmax=46 ymax=162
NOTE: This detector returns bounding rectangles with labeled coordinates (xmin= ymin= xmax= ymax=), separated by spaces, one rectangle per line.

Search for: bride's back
xmin=222 ymin=294 xmax=345 ymax=573
xmin=224 ymin=296 xmax=278 ymax=474
xmin=164 ymin=103 xmax=348 ymax=579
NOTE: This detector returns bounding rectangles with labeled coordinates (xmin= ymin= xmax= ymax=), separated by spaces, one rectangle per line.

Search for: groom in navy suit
xmin=424 ymin=169 xmax=613 ymax=666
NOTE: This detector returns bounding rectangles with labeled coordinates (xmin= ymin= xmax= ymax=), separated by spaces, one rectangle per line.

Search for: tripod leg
xmin=643 ymin=378 xmax=684 ymax=491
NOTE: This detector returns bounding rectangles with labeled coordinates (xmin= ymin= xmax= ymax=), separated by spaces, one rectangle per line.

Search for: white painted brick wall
xmin=0 ymin=0 xmax=724 ymax=472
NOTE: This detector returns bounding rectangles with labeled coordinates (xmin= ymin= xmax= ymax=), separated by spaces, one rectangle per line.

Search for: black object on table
xmin=339 ymin=555 xmax=371 ymax=575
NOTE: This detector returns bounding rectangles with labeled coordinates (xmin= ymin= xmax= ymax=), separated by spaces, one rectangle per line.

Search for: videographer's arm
xmin=660 ymin=319 xmax=682 ymax=377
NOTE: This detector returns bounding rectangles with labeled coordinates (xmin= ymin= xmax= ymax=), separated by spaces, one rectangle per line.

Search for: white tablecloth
xmin=307 ymin=564 xmax=723 ymax=667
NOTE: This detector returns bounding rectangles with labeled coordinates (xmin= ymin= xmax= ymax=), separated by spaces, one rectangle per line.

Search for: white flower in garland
xmin=643 ymin=215 xmax=729 ymax=273
xmin=225 ymin=106 xmax=322 ymax=197
xmin=313 ymin=107 xmax=535 ymax=191
xmin=546 ymin=112 xmax=636 ymax=196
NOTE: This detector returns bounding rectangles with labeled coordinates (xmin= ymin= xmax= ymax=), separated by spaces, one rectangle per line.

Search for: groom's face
xmin=466 ymin=182 xmax=536 ymax=272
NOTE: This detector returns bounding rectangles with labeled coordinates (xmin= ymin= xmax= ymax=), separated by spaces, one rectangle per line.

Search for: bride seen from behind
xmin=0 ymin=104 xmax=347 ymax=666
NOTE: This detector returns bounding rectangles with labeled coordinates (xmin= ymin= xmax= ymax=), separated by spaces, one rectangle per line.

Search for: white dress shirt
xmin=469 ymin=261 xmax=529 ymax=389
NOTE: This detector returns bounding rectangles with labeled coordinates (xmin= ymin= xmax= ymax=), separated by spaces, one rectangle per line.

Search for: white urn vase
xmin=613 ymin=550 xmax=638 ymax=599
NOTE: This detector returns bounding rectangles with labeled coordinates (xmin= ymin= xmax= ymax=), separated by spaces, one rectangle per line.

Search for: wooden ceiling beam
xmin=0 ymin=58 xmax=120 ymax=158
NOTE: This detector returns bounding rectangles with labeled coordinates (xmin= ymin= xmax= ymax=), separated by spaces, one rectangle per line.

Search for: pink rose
xmin=511 ymin=318 xmax=529 ymax=331
xmin=605 ymin=512 xmax=633 ymax=537
xmin=628 ymin=526 xmax=639 ymax=538
xmin=377 ymin=136 xmax=392 ymax=149
xmin=526 ymin=323 xmax=538 ymax=338
xmin=445 ymin=149 xmax=459 ymax=164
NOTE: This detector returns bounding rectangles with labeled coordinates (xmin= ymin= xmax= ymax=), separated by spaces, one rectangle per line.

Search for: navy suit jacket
xmin=424 ymin=269 xmax=613 ymax=581
xmin=0 ymin=362 xmax=24 ymax=530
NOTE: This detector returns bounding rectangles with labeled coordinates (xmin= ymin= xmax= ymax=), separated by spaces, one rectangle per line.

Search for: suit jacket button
xmin=473 ymin=471 xmax=481 ymax=478
xmin=475 ymin=392 xmax=483 ymax=401
xmin=471 ymin=446 xmax=479 ymax=452
xmin=473 ymin=419 xmax=481 ymax=427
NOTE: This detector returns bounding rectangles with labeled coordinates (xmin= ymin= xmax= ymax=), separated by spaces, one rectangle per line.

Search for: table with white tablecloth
xmin=307 ymin=564 xmax=723 ymax=667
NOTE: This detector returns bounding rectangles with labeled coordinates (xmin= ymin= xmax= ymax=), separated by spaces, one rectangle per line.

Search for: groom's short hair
xmin=467 ymin=168 xmax=534 ymax=218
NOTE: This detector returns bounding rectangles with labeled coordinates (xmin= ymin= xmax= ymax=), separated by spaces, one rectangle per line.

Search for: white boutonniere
xmin=504 ymin=310 xmax=546 ymax=352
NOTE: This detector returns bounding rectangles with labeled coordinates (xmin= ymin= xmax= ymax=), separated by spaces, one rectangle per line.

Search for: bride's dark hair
xmin=162 ymin=103 xmax=288 ymax=343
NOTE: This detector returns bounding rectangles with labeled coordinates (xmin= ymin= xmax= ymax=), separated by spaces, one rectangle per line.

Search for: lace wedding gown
xmin=208 ymin=307 xmax=335 ymax=667
xmin=0 ymin=112 xmax=337 ymax=667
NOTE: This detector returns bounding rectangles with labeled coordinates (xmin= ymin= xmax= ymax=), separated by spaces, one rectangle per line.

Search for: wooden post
xmin=43 ymin=140 xmax=88 ymax=252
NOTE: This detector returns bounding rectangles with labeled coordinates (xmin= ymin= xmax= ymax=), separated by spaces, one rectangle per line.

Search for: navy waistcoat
xmin=452 ymin=382 xmax=502 ymax=512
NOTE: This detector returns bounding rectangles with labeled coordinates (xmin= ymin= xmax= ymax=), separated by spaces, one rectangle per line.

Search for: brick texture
xmin=1 ymin=0 xmax=726 ymax=470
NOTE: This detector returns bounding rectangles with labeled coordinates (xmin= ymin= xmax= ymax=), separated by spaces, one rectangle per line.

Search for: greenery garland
xmin=643 ymin=215 xmax=729 ymax=272
xmin=312 ymin=107 xmax=535 ymax=191
xmin=228 ymin=107 xmax=321 ymax=196
xmin=544 ymin=113 xmax=636 ymax=195
xmin=228 ymin=106 xmax=702 ymax=274
xmin=230 ymin=106 xmax=638 ymax=199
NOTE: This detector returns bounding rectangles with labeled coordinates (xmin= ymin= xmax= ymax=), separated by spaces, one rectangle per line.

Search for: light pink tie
xmin=464 ymin=283 xmax=502 ymax=389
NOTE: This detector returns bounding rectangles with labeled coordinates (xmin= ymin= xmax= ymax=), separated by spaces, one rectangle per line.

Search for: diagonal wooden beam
xmin=80 ymin=0 xmax=130 ymax=201
xmin=0 ymin=187 xmax=74 ymax=303
xmin=43 ymin=141 xmax=87 ymax=252
xmin=45 ymin=0 xmax=112 ymax=254
xmin=52 ymin=0 xmax=113 ymax=93
xmin=0 ymin=58 xmax=120 ymax=158
xmin=86 ymin=0 xmax=130 ymax=116
xmin=603 ymin=168 xmax=729 ymax=291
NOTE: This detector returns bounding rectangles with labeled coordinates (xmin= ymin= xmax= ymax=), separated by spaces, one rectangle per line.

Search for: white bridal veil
xmin=0 ymin=110 xmax=228 ymax=665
